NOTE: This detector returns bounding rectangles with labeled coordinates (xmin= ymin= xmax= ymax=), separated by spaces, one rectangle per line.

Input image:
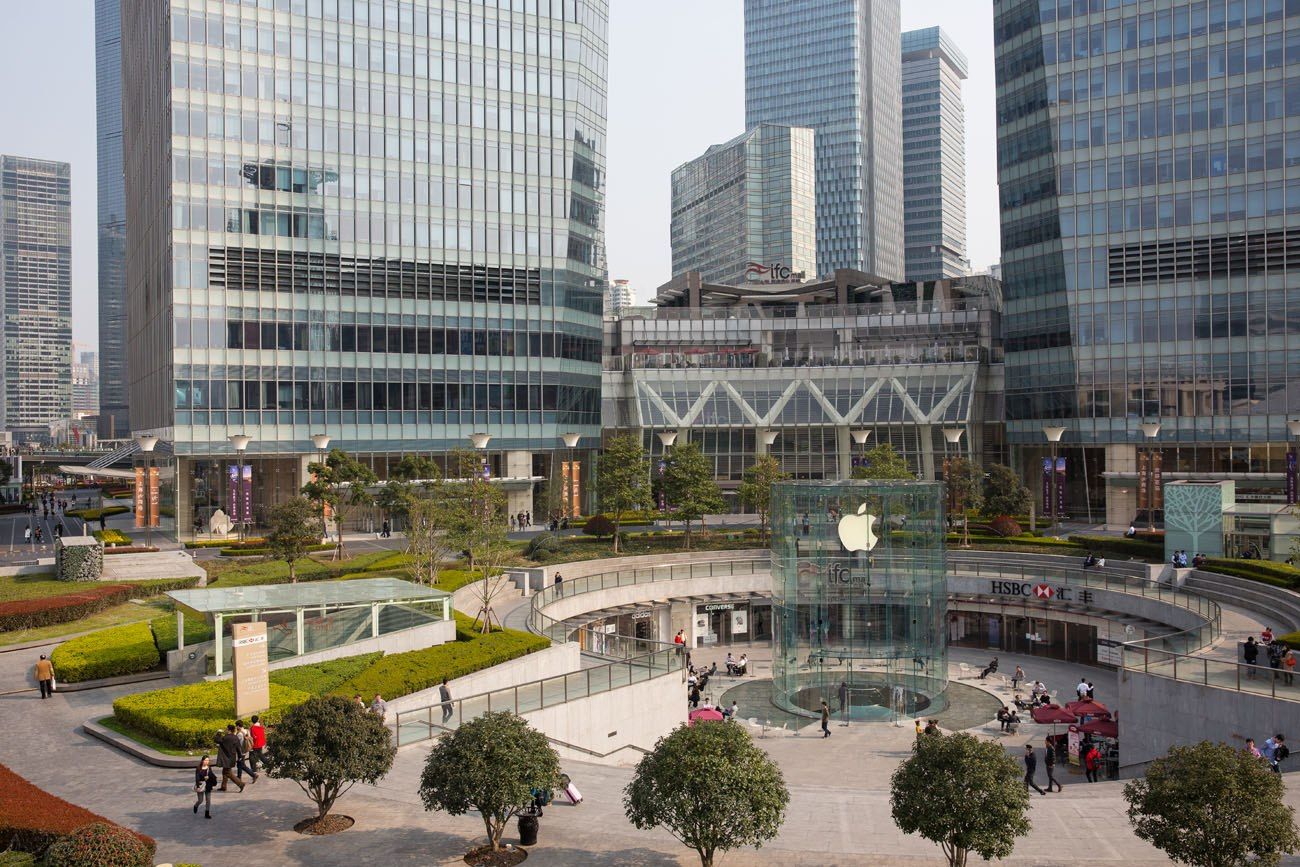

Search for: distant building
xmin=72 ymin=346 xmax=100 ymax=416
xmin=606 ymin=279 xmax=635 ymax=318
xmin=95 ymin=0 xmax=128 ymax=439
xmin=745 ymin=0 xmax=904 ymax=280
xmin=1 ymin=155 xmax=73 ymax=442
xmin=670 ymin=124 xmax=817 ymax=286
xmin=901 ymin=27 xmax=969 ymax=282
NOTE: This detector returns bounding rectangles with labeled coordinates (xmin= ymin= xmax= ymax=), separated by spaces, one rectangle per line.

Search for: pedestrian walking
xmin=1285 ymin=648 xmax=1297 ymax=686
xmin=371 ymin=693 xmax=388 ymax=722
xmin=217 ymin=725 xmax=245 ymax=792
xmin=1044 ymin=744 xmax=1062 ymax=792
xmin=247 ymin=715 xmax=266 ymax=774
xmin=820 ymin=699 xmax=831 ymax=738
xmin=439 ymin=678 xmax=453 ymax=724
xmin=33 ymin=654 xmax=54 ymax=699
xmin=553 ymin=572 xmax=564 ymax=597
xmin=1024 ymin=744 xmax=1047 ymax=795
xmin=1084 ymin=743 xmax=1102 ymax=782
xmin=1245 ymin=636 xmax=1260 ymax=678
xmin=193 ymin=756 xmax=218 ymax=818
xmin=837 ymin=680 xmax=849 ymax=714
xmin=23 ymin=526 xmax=31 ymax=545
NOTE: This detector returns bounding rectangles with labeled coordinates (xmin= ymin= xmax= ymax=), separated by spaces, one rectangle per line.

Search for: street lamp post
xmin=850 ymin=429 xmax=871 ymax=476
xmin=1043 ymin=425 xmax=1066 ymax=530
xmin=560 ymin=432 xmax=580 ymax=519
xmin=1140 ymin=421 xmax=1162 ymax=532
xmin=228 ymin=434 xmax=251 ymax=542
xmin=655 ymin=432 xmax=677 ymax=518
xmin=311 ymin=434 xmax=331 ymax=541
xmin=942 ymin=428 xmax=967 ymax=546
xmin=135 ymin=435 xmax=158 ymax=549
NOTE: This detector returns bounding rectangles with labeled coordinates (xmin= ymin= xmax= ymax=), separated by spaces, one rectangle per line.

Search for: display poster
xmin=134 ymin=467 xmax=145 ymax=528
xmin=232 ymin=621 xmax=269 ymax=717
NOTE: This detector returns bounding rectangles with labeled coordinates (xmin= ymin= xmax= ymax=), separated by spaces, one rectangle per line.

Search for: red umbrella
xmin=1065 ymin=699 xmax=1111 ymax=719
xmin=688 ymin=708 xmax=724 ymax=725
xmin=1078 ymin=718 xmax=1119 ymax=738
xmin=1031 ymin=704 xmax=1077 ymax=725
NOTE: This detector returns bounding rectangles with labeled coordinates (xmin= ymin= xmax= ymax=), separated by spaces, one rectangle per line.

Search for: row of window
xmin=1001 ymin=0 xmax=1297 ymax=42
xmin=173 ymin=379 xmax=599 ymax=414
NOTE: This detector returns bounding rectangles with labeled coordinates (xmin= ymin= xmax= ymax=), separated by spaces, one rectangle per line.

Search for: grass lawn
xmin=0 ymin=598 xmax=173 ymax=648
xmin=201 ymin=549 xmax=400 ymax=588
xmin=0 ymin=573 xmax=78 ymax=603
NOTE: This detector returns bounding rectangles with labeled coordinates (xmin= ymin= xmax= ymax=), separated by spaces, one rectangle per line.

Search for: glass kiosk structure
xmin=770 ymin=480 xmax=947 ymax=720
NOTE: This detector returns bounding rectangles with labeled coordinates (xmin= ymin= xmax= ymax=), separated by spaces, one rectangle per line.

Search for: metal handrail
xmin=1120 ymin=643 xmax=1300 ymax=704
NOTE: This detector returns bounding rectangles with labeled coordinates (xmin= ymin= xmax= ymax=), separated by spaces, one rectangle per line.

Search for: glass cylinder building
xmin=770 ymin=480 xmax=947 ymax=721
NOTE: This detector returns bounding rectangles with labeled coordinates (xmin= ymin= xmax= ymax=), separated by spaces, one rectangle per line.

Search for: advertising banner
xmin=1055 ymin=456 xmax=1067 ymax=515
xmin=228 ymin=465 xmax=239 ymax=521
xmin=134 ymin=467 xmax=145 ymax=528
xmin=1288 ymin=450 xmax=1297 ymax=506
xmin=730 ymin=609 xmax=748 ymax=635
xmin=1151 ymin=450 xmax=1163 ymax=508
xmin=148 ymin=467 xmax=160 ymax=528
xmin=1136 ymin=451 xmax=1148 ymax=509
xmin=232 ymin=621 xmax=269 ymax=717
xmin=241 ymin=465 xmax=253 ymax=523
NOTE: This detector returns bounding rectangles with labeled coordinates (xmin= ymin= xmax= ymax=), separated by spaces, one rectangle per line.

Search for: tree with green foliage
xmin=419 ymin=711 xmax=560 ymax=852
xmin=624 ymin=721 xmax=789 ymax=867
xmin=376 ymin=453 xmax=441 ymax=527
xmin=594 ymin=433 xmax=652 ymax=553
xmin=1124 ymin=741 xmax=1300 ymax=867
xmin=441 ymin=449 xmax=512 ymax=632
xmin=302 ymin=448 xmax=377 ymax=561
xmin=265 ymin=497 xmax=319 ymax=583
xmin=982 ymin=463 xmax=1031 ymax=518
xmin=737 ymin=455 xmax=788 ymax=543
xmin=405 ymin=494 xmax=456 ymax=586
xmin=262 ymin=695 xmax=395 ymax=827
xmin=661 ymin=441 xmax=724 ymax=550
xmin=890 ymin=732 xmax=1031 ymax=867
xmin=851 ymin=442 xmax=915 ymax=480
xmin=945 ymin=456 xmax=982 ymax=548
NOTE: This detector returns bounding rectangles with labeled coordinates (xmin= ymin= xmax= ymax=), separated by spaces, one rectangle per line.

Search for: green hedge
xmin=434 ymin=567 xmax=500 ymax=594
xmin=1199 ymin=558 xmax=1300 ymax=589
xmin=1067 ymin=534 xmax=1163 ymax=560
xmin=268 ymin=652 xmax=383 ymax=695
xmin=219 ymin=543 xmax=333 ymax=557
xmin=113 ymin=681 xmax=311 ymax=750
xmin=148 ymin=612 xmax=214 ymax=654
xmin=328 ymin=624 xmax=549 ymax=703
xmin=185 ymin=538 xmax=265 ymax=549
xmin=92 ymin=529 xmax=133 ymax=547
xmin=65 ymin=505 xmax=129 ymax=521
xmin=50 ymin=622 xmax=161 ymax=683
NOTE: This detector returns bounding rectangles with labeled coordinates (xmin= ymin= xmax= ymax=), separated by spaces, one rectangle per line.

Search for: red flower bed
xmin=0 ymin=584 xmax=134 ymax=632
xmin=0 ymin=763 xmax=155 ymax=857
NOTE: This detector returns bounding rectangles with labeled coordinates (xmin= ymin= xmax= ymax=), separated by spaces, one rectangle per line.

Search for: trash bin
xmin=518 ymin=813 xmax=539 ymax=846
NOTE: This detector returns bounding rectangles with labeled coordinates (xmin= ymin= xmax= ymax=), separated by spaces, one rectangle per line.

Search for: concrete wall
xmin=1118 ymin=668 xmax=1300 ymax=775
xmin=386 ymin=642 xmax=581 ymax=716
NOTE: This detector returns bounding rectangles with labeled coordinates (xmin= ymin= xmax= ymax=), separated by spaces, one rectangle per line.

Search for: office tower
xmin=72 ymin=346 xmax=100 ymax=416
xmin=994 ymin=0 xmax=1300 ymax=524
xmin=670 ymin=124 xmax=817 ymax=286
xmin=122 ymin=0 xmax=609 ymax=537
xmin=745 ymin=0 xmax=903 ymax=281
xmin=0 ymin=156 xmax=73 ymax=440
xmin=95 ymin=0 xmax=129 ymax=439
xmin=901 ymin=26 xmax=968 ymax=281
xmin=605 ymin=279 xmax=634 ymax=317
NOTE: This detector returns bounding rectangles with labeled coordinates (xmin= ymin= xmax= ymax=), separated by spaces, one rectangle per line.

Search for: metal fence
xmin=1121 ymin=644 xmax=1300 ymax=703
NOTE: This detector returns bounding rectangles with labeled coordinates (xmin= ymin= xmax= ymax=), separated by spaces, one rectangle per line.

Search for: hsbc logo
xmin=989 ymin=580 xmax=1081 ymax=603
xmin=1032 ymin=583 xmax=1054 ymax=600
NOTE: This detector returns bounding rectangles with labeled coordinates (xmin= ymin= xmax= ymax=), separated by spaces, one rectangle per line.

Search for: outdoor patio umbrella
xmin=1078 ymin=718 xmax=1119 ymax=739
xmin=1031 ymin=704 xmax=1077 ymax=725
xmin=688 ymin=708 xmax=724 ymax=725
xmin=1064 ymin=699 xmax=1111 ymax=719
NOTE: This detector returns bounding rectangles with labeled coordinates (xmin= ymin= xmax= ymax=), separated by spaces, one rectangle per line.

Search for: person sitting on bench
xmin=979 ymin=656 xmax=999 ymax=679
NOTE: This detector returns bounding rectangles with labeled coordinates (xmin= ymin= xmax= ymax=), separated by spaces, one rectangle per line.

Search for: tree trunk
xmin=488 ymin=816 xmax=504 ymax=851
xmin=289 ymin=560 xmax=296 ymax=583
xmin=613 ymin=518 xmax=621 ymax=553
xmin=698 ymin=847 xmax=714 ymax=867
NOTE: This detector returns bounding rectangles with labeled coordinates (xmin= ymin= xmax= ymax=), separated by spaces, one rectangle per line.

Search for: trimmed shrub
xmin=269 ymin=652 xmax=384 ymax=695
xmin=1199 ymin=558 xmax=1300 ymax=590
xmin=91 ymin=529 xmax=133 ymax=547
xmin=0 ymin=763 xmax=155 ymax=857
xmin=582 ymin=514 xmax=616 ymax=538
xmin=44 ymin=823 xmax=154 ymax=867
xmin=434 ymin=567 xmax=499 ymax=594
xmin=64 ymin=506 xmax=129 ymax=521
xmin=0 ymin=852 xmax=36 ymax=866
xmin=523 ymin=532 xmax=563 ymax=561
xmin=328 ymin=627 xmax=549 ymax=703
xmin=0 ymin=584 xmax=133 ymax=633
xmin=51 ymin=621 xmax=161 ymax=683
xmin=113 ymin=681 xmax=312 ymax=750
xmin=149 ymin=612 xmax=214 ymax=654
xmin=218 ymin=543 xmax=333 ymax=557
xmin=988 ymin=515 xmax=1022 ymax=538
xmin=55 ymin=539 xmax=102 ymax=583
xmin=185 ymin=537 xmax=264 ymax=549
xmin=1067 ymin=534 xmax=1163 ymax=560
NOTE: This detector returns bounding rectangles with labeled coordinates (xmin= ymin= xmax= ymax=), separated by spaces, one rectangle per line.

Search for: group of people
xmin=1242 ymin=629 xmax=1297 ymax=684
xmin=724 ymin=652 xmax=749 ymax=677
xmin=1169 ymin=550 xmax=1205 ymax=568
xmin=1081 ymin=552 xmax=1106 ymax=569
xmin=194 ymin=717 xmax=266 ymax=818
xmin=508 ymin=511 xmax=534 ymax=532
xmin=353 ymin=693 xmax=389 ymax=722
xmin=1246 ymin=734 xmax=1290 ymax=773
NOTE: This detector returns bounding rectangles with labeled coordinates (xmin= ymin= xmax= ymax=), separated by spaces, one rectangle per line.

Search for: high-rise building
xmin=745 ymin=0 xmax=904 ymax=281
xmin=72 ymin=346 xmax=100 ymax=416
xmin=123 ymin=0 xmax=609 ymax=538
xmin=901 ymin=26 xmax=968 ymax=282
xmin=95 ymin=0 xmax=129 ymax=440
xmin=994 ymin=0 xmax=1300 ymax=525
xmin=670 ymin=124 xmax=816 ymax=286
xmin=0 ymin=155 xmax=73 ymax=441
xmin=605 ymin=279 xmax=634 ymax=317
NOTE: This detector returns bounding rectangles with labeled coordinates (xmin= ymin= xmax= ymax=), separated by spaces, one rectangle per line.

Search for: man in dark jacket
xmin=1024 ymin=744 xmax=1046 ymax=795
xmin=1245 ymin=636 xmax=1260 ymax=678
xmin=218 ymin=725 xmax=245 ymax=792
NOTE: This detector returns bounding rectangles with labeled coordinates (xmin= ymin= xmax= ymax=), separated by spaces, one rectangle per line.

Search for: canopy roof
xmin=168 ymin=577 xmax=449 ymax=614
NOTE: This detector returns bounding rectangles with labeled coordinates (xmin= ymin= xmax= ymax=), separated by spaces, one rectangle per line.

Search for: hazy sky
xmin=0 ymin=1 xmax=997 ymax=347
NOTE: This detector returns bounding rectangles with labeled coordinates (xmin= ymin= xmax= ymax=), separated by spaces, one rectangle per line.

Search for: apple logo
xmin=837 ymin=504 xmax=879 ymax=552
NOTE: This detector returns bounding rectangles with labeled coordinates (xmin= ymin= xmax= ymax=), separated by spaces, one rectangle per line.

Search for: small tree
xmin=983 ymin=463 xmax=1031 ymax=518
xmin=661 ymin=441 xmax=724 ymax=550
xmin=405 ymin=494 xmax=456 ymax=586
xmin=376 ymin=453 xmax=441 ymax=528
xmin=263 ymin=695 xmax=396 ymax=828
xmin=851 ymin=442 xmax=915 ymax=480
xmin=737 ymin=455 xmax=789 ymax=543
xmin=419 ymin=711 xmax=560 ymax=852
xmin=265 ymin=497 xmax=319 ymax=583
xmin=890 ymin=732 xmax=1030 ymax=867
xmin=582 ymin=514 xmax=617 ymax=539
xmin=945 ymin=456 xmax=982 ymax=548
xmin=625 ymin=721 xmax=789 ymax=867
xmin=594 ymin=433 xmax=651 ymax=553
xmin=302 ymin=449 xmax=377 ymax=561
xmin=1124 ymin=741 xmax=1300 ymax=867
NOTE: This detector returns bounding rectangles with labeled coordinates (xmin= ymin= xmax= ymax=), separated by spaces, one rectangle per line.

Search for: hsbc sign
xmin=990 ymin=580 xmax=1068 ymax=601
xmin=744 ymin=262 xmax=806 ymax=283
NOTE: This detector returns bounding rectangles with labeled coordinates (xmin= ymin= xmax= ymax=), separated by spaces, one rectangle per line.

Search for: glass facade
xmin=745 ymin=0 xmax=904 ymax=281
xmin=670 ymin=123 xmax=817 ymax=285
xmin=995 ymin=0 xmax=1300 ymax=521
xmin=0 ymin=155 xmax=73 ymax=440
xmin=770 ymin=480 xmax=948 ymax=721
xmin=95 ymin=0 xmax=129 ymax=439
xmin=122 ymin=0 xmax=608 ymax=534
xmin=901 ymin=26 xmax=969 ymax=281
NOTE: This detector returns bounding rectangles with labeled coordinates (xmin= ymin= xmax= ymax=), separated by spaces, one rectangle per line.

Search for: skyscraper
xmin=95 ymin=0 xmax=129 ymax=440
xmin=72 ymin=346 xmax=100 ymax=417
xmin=0 ymin=156 xmax=73 ymax=440
xmin=744 ymin=0 xmax=903 ymax=281
xmin=901 ymin=26 xmax=968 ymax=282
xmin=994 ymin=0 xmax=1300 ymax=524
xmin=123 ymin=0 xmax=609 ymax=537
xmin=605 ymin=279 xmax=634 ymax=318
xmin=670 ymin=124 xmax=816 ymax=285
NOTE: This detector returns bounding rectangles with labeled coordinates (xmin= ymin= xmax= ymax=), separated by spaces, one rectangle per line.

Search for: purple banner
xmin=1055 ymin=456 xmax=1067 ymax=515
xmin=1288 ymin=450 xmax=1297 ymax=506
xmin=241 ymin=465 xmax=253 ymax=523
xmin=228 ymin=465 xmax=239 ymax=520
xmin=1042 ymin=458 xmax=1053 ymax=512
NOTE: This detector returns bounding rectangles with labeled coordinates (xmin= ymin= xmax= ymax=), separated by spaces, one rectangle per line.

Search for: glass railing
xmin=1120 ymin=644 xmax=1300 ymax=703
